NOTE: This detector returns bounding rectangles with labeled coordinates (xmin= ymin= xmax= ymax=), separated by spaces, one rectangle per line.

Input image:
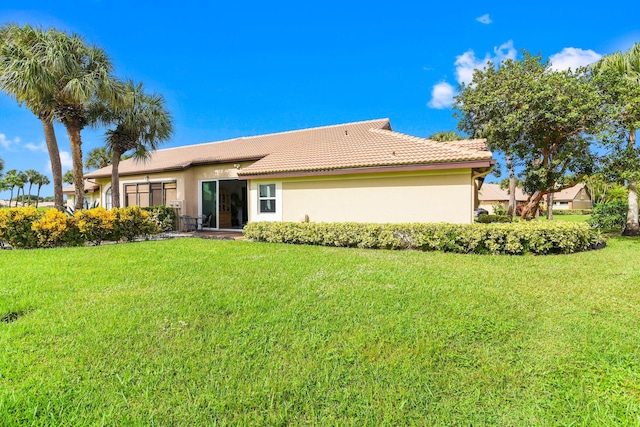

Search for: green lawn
xmin=1 ymin=237 xmax=639 ymax=425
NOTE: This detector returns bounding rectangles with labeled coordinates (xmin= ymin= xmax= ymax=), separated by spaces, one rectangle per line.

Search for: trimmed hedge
xmin=244 ymin=221 xmax=604 ymax=255
xmin=588 ymin=201 xmax=627 ymax=231
xmin=476 ymin=214 xmax=512 ymax=223
xmin=552 ymin=209 xmax=592 ymax=216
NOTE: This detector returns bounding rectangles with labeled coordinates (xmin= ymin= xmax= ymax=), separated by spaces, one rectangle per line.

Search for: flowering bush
xmin=112 ymin=206 xmax=158 ymax=241
xmin=32 ymin=209 xmax=83 ymax=248
xmin=74 ymin=207 xmax=116 ymax=245
xmin=0 ymin=207 xmax=41 ymax=248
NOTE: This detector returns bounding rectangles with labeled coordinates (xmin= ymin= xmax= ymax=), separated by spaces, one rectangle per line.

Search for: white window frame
xmin=258 ymin=184 xmax=277 ymax=214
xmin=250 ymin=181 xmax=282 ymax=222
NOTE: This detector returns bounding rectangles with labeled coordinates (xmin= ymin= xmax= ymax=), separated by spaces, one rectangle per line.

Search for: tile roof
xmin=62 ymin=180 xmax=100 ymax=194
xmin=553 ymin=183 xmax=587 ymax=201
xmin=85 ymin=118 xmax=492 ymax=179
xmin=478 ymin=183 xmax=527 ymax=202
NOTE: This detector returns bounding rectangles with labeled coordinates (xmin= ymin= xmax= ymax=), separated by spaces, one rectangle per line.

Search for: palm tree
xmin=0 ymin=24 xmax=64 ymax=211
xmin=594 ymin=43 xmax=640 ymax=236
xmin=43 ymin=28 xmax=122 ymax=211
xmin=0 ymin=157 xmax=4 ymax=176
xmin=14 ymin=171 xmax=27 ymax=207
xmin=25 ymin=169 xmax=39 ymax=206
xmin=63 ymin=170 xmax=74 ymax=185
xmin=34 ymin=174 xmax=50 ymax=208
xmin=93 ymin=81 xmax=172 ymax=208
xmin=4 ymin=170 xmax=19 ymax=206
xmin=84 ymin=146 xmax=112 ymax=171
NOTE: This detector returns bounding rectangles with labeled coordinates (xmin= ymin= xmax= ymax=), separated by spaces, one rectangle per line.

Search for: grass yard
xmin=1 ymin=237 xmax=639 ymax=425
xmin=544 ymin=215 xmax=591 ymax=222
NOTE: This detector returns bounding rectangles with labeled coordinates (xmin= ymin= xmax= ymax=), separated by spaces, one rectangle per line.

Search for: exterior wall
xmin=248 ymin=169 xmax=475 ymax=224
xmin=478 ymin=200 xmax=507 ymax=214
xmin=65 ymin=190 xmax=101 ymax=209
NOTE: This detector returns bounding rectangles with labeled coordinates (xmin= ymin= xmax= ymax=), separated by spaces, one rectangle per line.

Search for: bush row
xmin=552 ymin=209 xmax=593 ymax=215
xmin=244 ymin=221 xmax=604 ymax=255
xmin=0 ymin=206 xmax=160 ymax=249
xmin=476 ymin=214 xmax=512 ymax=223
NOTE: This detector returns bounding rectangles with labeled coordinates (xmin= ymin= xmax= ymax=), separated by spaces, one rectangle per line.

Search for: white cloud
xmin=548 ymin=47 xmax=602 ymax=71
xmin=0 ymin=133 xmax=20 ymax=150
xmin=455 ymin=40 xmax=517 ymax=85
xmin=476 ymin=14 xmax=492 ymax=24
xmin=428 ymin=82 xmax=456 ymax=109
xmin=25 ymin=142 xmax=48 ymax=153
xmin=48 ymin=151 xmax=74 ymax=173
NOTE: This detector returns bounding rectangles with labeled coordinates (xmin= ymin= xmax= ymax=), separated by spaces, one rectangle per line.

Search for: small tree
xmin=63 ymin=170 xmax=74 ymax=185
xmin=84 ymin=146 xmax=112 ymax=171
xmin=455 ymin=52 xmax=604 ymax=218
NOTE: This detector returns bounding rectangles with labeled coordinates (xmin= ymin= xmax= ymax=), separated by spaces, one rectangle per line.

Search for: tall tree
xmin=4 ymin=170 xmax=19 ymax=206
xmin=24 ymin=169 xmax=39 ymax=206
xmin=34 ymin=174 xmax=50 ymax=208
xmin=43 ymin=28 xmax=122 ymax=210
xmin=92 ymin=81 xmax=172 ymax=208
xmin=84 ymin=146 xmax=112 ymax=171
xmin=0 ymin=157 xmax=4 ymax=176
xmin=0 ymin=24 xmax=64 ymax=210
xmin=455 ymin=52 xmax=603 ymax=218
xmin=593 ymin=43 xmax=640 ymax=236
xmin=14 ymin=170 xmax=27 ymax=207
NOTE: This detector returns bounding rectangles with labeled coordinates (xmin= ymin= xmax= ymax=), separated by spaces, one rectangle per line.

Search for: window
xmin=258 ymin=184 xmax=276 ymax=213
xmin=124 ymin=181 xmax=177 ymax=207
xmin=105 ymin=187 xmax=112 ymax=210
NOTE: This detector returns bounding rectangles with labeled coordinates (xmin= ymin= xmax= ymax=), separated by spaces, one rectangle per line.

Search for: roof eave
xmin=237 ymin=159 xmax=494 ymax=180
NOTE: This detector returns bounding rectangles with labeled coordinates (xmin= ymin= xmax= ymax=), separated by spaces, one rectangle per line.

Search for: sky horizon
xmin=1 ymin=1 xmax=639 ymax=199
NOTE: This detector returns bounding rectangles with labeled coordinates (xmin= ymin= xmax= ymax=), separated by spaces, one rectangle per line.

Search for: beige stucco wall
xmin=249 ymin=169 xmax=475 ymax=224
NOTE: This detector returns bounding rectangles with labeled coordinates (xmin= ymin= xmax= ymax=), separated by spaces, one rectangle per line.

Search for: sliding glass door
xmin=200 ymin=181 xmax=217 ymax=229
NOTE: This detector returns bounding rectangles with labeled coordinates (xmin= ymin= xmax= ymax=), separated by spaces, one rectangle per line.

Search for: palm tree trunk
xmin=35 ymin=185 xmax=41 ymax=208
xmin=506 ymin=154 xmax=516 ymax=219
xmin=41 ymin=119 xmax=65 ymax=211
xmin=65 ymin=122 xmax=85 ymax=211
xmin=622 ymin=129 xmax=639 ymax=236
xmin=111 ymin=148 xmax=122 ymax=208
xmin=27 ymin=182 xmax=33 ymax=206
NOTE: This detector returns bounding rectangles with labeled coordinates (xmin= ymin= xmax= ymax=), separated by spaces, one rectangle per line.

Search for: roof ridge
xmin=368 ymin=127 xmax=487 ymax=153
xmin=235 ymin=118 xmax=390 ymax=141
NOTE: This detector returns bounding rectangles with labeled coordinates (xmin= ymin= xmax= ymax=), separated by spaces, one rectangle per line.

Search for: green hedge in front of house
xmin=243 ymin=221 xmax=604 ymax=255
xmin=552 ymin=209 xmax=592 ymax=215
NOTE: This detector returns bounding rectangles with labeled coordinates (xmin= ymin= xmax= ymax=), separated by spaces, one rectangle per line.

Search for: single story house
xmin=478 ymin=183 xmax=592 ymax=213
xmin=78 ymin=118 xmax=494 ymax=229
xmin=478 ymin=183 xmax=528 ymax=214
xmin=550 ymin=184 xmax=592 ymax=210
xmin=63 ymin=180 xmax=101 ymax=209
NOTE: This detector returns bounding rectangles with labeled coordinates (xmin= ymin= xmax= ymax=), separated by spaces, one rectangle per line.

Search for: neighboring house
xmin=63 ymin=180 xmax=101 ymax=209
xmin=551 ymin=183 xmax=592 ymax=210
xmin=83 ymin=118 xmax=494 ymax=229
xmin=478 ymin=183 xmax=527 ymax=214
xmin=478 ymin=182 xmax=593 ymax=213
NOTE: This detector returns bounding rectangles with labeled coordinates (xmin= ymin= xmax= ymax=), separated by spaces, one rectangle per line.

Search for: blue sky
xmin=1 ymin=1 xmax=639 ymax=198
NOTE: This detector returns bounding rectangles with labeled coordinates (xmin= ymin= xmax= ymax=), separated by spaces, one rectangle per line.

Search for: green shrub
xmin=588 ymin=201 xmax=627 ymax=231
xmin=113 ymin=206 xmax=159 ymax=241
xmin=476 ymin=214 xmax=512 ymax=223
xmin=75 ymin=207 xmax=116 ymax=245
xmin=244 ymin=221 xmax=604 ymax=255
xmin=31 ymin=209 xmax=83 ymax=248
xmin=552 ymin=209 xmax=592 ymax=215
xmin=491 ymin=203 xmax=507 ymax=216
xmin=0 ymin=206 xmax=41 ymax=248
xmin=143 ymin=205 xmax=177 ymax=232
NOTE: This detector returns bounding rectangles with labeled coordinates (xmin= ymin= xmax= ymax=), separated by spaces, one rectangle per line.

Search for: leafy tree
xmin=34 ymin=174 xmax=50 ymax=208
xmin=0 ymin=24 xmax=64 ymax=210
xmin=84 ymin=146 xmax=112 ymax=171
xmin=0 ymin=157 xmax=4 ymax=176
xmin=592 ymin=43 xmax=640 ymax=236
xmin=428 ymin=131 xmax=464 ymax=142
xmin=455 ymin=52 xmax=603 ymax=218
xmin=63 ymin=170 xmax=74 ymax=185
xmin=92 ymin=81 xmax=172 ymax=208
